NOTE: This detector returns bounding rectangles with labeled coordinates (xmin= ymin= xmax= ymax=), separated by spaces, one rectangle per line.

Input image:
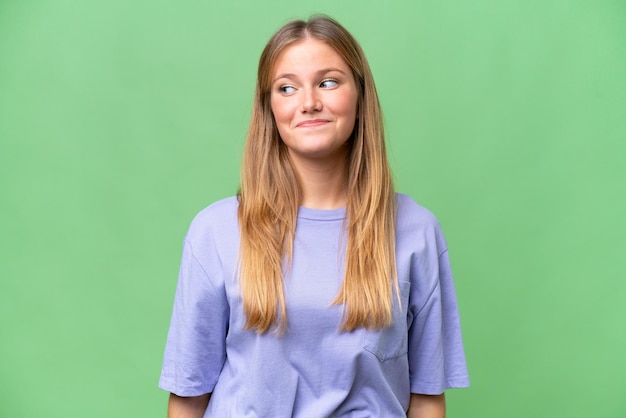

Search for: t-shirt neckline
xmin=297 ymin=206 xmax=346 ymax=221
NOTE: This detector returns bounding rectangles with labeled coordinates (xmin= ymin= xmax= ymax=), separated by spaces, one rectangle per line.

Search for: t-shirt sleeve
xmin=158 ymin=238 xmax=229 ymax=396
xmin=407 ymin=227 xmax=470 ymax=395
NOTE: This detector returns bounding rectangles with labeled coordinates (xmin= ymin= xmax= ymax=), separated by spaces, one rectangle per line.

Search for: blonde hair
xmin=238 ymin=15 xmax=397 ymax=333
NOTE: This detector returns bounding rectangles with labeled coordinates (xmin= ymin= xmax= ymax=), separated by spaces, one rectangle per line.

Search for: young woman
xmin=159 ymin=15 xmax=469 ymax=418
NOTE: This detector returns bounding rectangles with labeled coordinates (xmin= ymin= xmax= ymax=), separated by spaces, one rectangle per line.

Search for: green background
xmin=1 ymin=0 xmax=625 ymax=416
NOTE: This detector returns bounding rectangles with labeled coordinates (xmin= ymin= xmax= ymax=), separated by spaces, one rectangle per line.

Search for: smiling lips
xmin=296 ymin=119 xmax=330 ymax=128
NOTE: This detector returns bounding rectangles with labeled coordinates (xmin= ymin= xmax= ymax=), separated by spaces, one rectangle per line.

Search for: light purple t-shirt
xmin=159 ymin=194 xmax=469 ymax=417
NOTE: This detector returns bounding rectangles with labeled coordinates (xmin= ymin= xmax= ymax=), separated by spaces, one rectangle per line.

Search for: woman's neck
xmin=291 ymin=155 xmax=348 ymax=210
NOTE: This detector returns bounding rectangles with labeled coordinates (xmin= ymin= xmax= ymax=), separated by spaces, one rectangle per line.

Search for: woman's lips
xmin=297 ymin=119 xmax=329 ymax=128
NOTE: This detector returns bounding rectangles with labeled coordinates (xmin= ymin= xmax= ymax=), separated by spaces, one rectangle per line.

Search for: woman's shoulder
xmin=185 ymin=196 xmax=239 ymax=241
xmin=395 ymin=193 xmax=440 ymax=228
xmin=395 ymin=193 xmax=449 ymax=253
xmin=194 ymin=196 xmax=239 ymax=219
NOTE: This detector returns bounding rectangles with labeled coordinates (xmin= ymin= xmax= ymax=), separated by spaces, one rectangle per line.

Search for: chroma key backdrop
xmin=1 ymin=0 xmax=625 ymax=417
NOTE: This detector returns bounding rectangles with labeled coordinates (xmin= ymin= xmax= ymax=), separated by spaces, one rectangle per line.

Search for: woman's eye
xmin=279 ymin=85 xmax=296 ymax=94
xmin=320 ymin=79 xmax=338 ymax=88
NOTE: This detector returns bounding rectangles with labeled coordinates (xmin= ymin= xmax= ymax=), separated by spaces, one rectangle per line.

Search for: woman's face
xmin=270 ymin=38 xmax=358 ymax=166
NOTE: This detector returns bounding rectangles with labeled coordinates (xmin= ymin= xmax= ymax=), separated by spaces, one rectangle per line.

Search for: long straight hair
xmin=238 ymin=15 xmax=397 ymax=333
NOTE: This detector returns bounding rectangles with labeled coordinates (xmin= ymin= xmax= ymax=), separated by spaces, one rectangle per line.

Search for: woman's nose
xmin=300 ymin=89 xmax=322 ymax=113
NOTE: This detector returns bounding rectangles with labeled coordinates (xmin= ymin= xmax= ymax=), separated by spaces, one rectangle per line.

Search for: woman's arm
xmin=167 ymin=393 xmax=210 ymax=418
xmin=407 ymin=393 xmax=446 ymax=418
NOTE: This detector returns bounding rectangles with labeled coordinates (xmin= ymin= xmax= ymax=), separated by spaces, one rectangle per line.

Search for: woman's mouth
xmin=297 ymin=119 xmax=329 ymax=128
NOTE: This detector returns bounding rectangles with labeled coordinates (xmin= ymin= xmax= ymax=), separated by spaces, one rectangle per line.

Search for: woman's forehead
xmin=272 ymin=39 xmax=349 ymax=77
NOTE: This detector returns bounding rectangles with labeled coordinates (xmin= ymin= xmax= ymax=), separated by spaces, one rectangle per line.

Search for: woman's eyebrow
xmin=272 ymin=67 xmax=347 ymax=84
xmin=316 ymin=67 xmax=347 ymax=76
xmin=272 ymin=73 xmax=297 ymax=83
